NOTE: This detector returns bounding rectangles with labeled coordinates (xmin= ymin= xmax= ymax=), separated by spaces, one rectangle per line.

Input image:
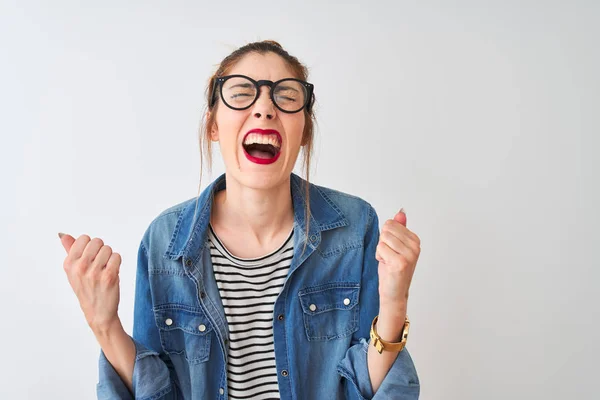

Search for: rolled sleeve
xmin=96 ymin=337 xmax=174 ymax=400
xmin=338 ymin=338 xmax=420 ymax=399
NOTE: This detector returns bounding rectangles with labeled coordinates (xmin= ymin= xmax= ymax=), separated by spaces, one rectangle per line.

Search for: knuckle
xmin=79 ymin=234 xmax=91 ymax=242
xmin=91 ymin=237 xmax=104 ymax=247
xmin=101 ymin=272 xmax=116 ymax=285
xmin=74 ymin=259 xmax=88 ymax=270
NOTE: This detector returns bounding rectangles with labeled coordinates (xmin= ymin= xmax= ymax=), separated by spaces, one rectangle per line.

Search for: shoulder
xmin=313 ymin=184 xmax=379 ymax=243
xmin=311 ymin=181 xmax=379 ymax=233
xmin=140 ymin=197 xmax=196 ymax=246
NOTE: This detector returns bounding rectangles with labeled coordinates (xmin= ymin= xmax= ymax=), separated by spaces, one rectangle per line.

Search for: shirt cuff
xmin=337 ymin=337 xmax=420 ymax=400
xmin=96 ymin=335 xmax=173 ymax=400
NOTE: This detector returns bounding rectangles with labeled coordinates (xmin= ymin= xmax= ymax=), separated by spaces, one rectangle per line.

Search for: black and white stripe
xmin=208 ymin=224 xmax=294 ymax=400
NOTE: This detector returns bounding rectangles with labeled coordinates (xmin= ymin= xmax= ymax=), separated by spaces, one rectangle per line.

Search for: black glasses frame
xmin=210 ymin=74 xmax=314 ymax=114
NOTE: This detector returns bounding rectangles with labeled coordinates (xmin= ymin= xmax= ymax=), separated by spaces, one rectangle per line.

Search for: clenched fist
xmin=59 ymin=233 xmax=122 ymax=334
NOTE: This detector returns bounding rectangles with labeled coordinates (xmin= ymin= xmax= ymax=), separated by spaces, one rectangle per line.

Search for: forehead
xmin=227 ymin=52 xmax=297 ymax=81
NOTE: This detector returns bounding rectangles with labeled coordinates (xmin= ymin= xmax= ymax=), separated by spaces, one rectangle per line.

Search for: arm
xmin=94 ymin=318 xmax=136 ymax=394
xmin=96 ymin=238 xmax=176 ymax=400
xmin=337 ymin=205 xmax=420 ymax=399
xmin=367 ymin=299 xmax=408 ymax=392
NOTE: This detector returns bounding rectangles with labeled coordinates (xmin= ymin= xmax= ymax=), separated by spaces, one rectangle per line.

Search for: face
xmin=208 ymin=52 xmax=307 ymax=190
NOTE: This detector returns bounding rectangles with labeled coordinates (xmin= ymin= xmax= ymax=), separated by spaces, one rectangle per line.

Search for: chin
xmin=228 ymin=165 xmax=291 ymax=191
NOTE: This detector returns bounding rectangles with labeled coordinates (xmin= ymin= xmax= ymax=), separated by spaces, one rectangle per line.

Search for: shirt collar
xmin=163 ymin=172 xmax=348 ymax=262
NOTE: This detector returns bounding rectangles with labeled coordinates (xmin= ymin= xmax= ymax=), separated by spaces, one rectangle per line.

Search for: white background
xmin=1 ymin=0 xmax=598 ymax=398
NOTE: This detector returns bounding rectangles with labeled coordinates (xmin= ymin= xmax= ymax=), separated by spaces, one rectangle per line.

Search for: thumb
xmin=58 ymin=232 xmax=76 ymax=254
xmin=393 ymin=208 xmax=407 ymax=226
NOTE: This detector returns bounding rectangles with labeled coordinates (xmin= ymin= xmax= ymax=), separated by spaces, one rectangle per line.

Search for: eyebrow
xmin=226 ymin=82 xmax=254 ymax=90
xmin=275 ymin=85 xmax=299 ymax=93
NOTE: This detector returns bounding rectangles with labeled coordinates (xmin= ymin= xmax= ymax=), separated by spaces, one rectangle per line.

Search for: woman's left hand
xmin=375 ymin=208 xmax=421 ymax=317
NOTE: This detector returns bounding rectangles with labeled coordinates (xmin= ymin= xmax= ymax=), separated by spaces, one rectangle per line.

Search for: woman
xmin=60 ymin=40 xmax=421 ymax=399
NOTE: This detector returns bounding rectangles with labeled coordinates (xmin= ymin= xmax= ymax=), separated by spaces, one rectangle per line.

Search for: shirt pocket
xmin=153 ymin=304 xmax=212 ymax=364
xmin=298 ymin=283 xmax=360 ymax=341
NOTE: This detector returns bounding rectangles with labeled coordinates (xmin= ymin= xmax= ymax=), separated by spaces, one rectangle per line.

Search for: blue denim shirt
xmin=97 ymin=173 xmax=420 ymax=399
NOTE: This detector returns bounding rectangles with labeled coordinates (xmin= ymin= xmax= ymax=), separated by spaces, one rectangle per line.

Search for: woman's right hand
xmin=59 ymin=233 xmax=122 ymax=334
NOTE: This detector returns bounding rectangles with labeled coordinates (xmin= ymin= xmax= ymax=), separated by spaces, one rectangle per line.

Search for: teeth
xmin=243 ymin=133 xmax=281 ymax=149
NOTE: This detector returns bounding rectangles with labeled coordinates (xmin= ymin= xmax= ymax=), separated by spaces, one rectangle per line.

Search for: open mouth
xmin=242 ymin=131 xmax=282 ymax=164
xmin=243 ymin=142 xmax=280 ymax=158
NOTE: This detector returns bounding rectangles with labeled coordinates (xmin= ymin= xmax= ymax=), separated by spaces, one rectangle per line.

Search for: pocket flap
xmin=298 ymin=283 xmax=360 ymax=315
xmin=153 ymin=305 xmax=212 ymax=336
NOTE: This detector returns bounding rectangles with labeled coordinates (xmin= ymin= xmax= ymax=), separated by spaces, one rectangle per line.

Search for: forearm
xmin=367 ymin=304 xmax=407 ymax=393
xmin=93 ymin=318 xmax=136 ymax=396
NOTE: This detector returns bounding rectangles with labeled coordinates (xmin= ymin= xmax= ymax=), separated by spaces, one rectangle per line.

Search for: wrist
xmin=375 ymin=305 xmax=408 ymax=342
xmin=379 ymin=300 xmax=407 ymax=321
xmin=92 ymin=317 xmax=124 ymax=340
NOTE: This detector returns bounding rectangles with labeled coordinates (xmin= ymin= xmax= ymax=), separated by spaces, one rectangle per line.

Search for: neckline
xmin=208 ymin=223 xmax=294 ymax=263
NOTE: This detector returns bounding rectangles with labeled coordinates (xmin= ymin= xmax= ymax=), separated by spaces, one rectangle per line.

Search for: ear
xmin=210 ymin=125 xmax=219 ymax=141
xmin=207 ymin=111 xmax=219 ymax=141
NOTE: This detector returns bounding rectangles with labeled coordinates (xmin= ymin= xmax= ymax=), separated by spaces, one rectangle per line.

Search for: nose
xmin=252 ymin=86 xmax=276 ymax=120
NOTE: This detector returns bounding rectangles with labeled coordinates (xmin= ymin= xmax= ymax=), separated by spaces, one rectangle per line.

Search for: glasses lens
xmin=273 ymin=79 xmax=307 ymax=112
xmin=221 ymin=76 xmax=257 ymax=109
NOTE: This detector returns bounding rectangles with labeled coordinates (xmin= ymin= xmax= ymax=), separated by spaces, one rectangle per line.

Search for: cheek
xmin=215 ymin=110 xmax=247 ymax=144
xmin=285 ymin=115 xmax=306 ymax=147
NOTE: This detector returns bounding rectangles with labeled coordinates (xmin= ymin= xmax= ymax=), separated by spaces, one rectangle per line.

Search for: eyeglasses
xmin=210 ymin=74 xmax=314 ymax=114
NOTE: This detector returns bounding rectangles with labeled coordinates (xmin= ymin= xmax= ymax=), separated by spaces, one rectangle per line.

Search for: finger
xmin=379 ymin=231 xmax=410 ymax=258
xmin=69 ymin=234 xmax=91 ymax=260
xmin=382 ymin=220 xmax=420 ymax=247
xmin=59 ymin=232 xmax=76 ymax=254
xmin=393 ymin=208 xmax=407 ymax=226
xmin=91 ymin=245 xmax=113 ymax=272
xmin=81 ymin=237 xmax=104 ymax=264
xmin=105 ymin=252 xmax=121 ymax=276
xmin=377 ymin=241 xmax=404 ymax=265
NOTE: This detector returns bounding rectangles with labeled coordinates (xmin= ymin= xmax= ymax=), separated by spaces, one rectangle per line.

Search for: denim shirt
xmin=96 ymin=173 xmax=420 ymax=399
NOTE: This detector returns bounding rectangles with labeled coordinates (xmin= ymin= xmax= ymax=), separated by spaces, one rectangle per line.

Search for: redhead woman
xmin=60 ymin=40 xmax=421 ymax=399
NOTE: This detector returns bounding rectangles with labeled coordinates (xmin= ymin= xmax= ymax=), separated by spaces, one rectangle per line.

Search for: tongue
xmin=249 ymin=149 xmax=273 ymax=159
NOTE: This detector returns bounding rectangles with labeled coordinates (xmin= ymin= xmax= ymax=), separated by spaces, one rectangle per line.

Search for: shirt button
xmin=310 ymin=234 xmax=317 ymax=242
xmin=278 ymin=314 xmax=284 ymax=321
xmin=219 ymin=388 xmax=224 ymax=395
xmin=281 ymin=369 xmax=289 ymax=377
xmin=309 ymin=304 xmax=317 ymax=312
xmin=185 ymin=259 xmax=192 ymax=267
xmin=165 ymin=318 xmax=173 ymax=326
xmin=198 ymin=324 xmax=206 ymax=332
xmin=200 ymin=291 xmax=206 ymax=299
xmin=343 ymin=298 xmax=351 ymax=306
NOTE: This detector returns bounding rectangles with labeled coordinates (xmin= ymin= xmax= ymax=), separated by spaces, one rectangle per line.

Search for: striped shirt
xmin=208 ymin=223 xmax=294 ymax=400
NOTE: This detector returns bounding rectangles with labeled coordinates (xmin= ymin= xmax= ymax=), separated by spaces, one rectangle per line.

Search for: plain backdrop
xmin=1 ymin=0 xmax=598 ymax=399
